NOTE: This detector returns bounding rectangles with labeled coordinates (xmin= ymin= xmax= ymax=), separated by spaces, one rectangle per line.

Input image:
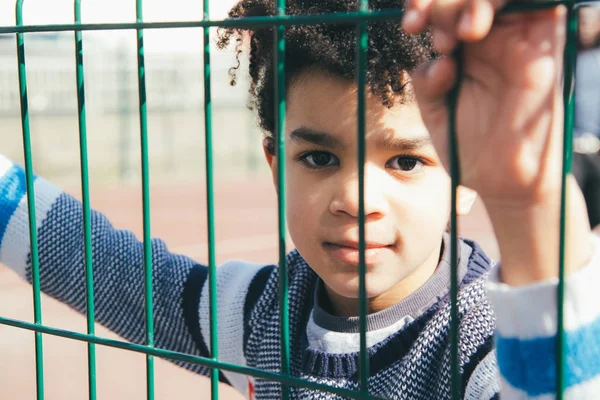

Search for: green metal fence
xmin=0 ymin=0 xmax=594 ymax=399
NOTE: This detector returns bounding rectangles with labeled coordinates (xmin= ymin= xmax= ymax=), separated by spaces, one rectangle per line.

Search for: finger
xmin=511 ymin=6 xmax=566 ymax=91
xmin=550 ymin=6 xmax=567 ymax=87
xmin=412 ymin=57 xmax=457 ymax=102
xmin=429 ymin=0 xmax=467 ymax=51
xmin=411 ymin=57 xmax=458 ymax=169
xmin=402 ymin=0 xmax=435 ymax=34
xmin=457 ymin=0 xmax=495 ymax=42
xmin=429 ymin=0 xmax=506 ymax=52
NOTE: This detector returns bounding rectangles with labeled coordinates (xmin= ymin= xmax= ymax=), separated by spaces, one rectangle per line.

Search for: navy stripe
xmin=302 ymin=305 xmax=438 ymax=378
xmin=182 ymin=265 xmax=231 ymax=386
xmin=0 ymin=165 xmax=30 ymax=247
xmin=182 ymin=265 xmax=210 ymax=357
xmin=181 ymin=264 xmax=231 ymax=384
xmin=497 ymin=316 xmax=600 ymax=396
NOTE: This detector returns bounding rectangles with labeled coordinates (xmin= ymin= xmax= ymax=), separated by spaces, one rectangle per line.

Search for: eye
xmin=300 ymin=151 xmax=339 ymax=168
xmin=386 ymin=156 xmax=424 ymax=173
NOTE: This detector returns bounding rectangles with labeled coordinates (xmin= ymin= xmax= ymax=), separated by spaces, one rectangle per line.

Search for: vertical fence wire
xmin=356 ymin=0 xmax=370 ymax=394
xmin=74 ymin=1 xmax=97 ymax=399
xmin=446 ymin=46 xmax=464 ymax=400
xmin=557 ymin=4 xmax=578 ymax=398
xmin=135 ymin=1 xmax=155 ymax=399
xmin=202 ymin=0 xmax=220 ymax=399
xmin=274 ymin=0 xmax=290 ymax=398
xmin=15 ymin=1 xmax=45 ymax=399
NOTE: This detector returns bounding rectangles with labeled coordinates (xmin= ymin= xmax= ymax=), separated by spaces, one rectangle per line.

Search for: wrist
xmin=483 ymin=176 xmax=592 ymax=286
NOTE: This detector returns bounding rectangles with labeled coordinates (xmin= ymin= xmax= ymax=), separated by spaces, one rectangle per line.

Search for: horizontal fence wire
xmin=0 ymin=1 xmax=582 ymax=35
xmin=0 ymin=316 xmax=389 ymax=400
xmin=3 ymin=0 xmax=599 ymax=399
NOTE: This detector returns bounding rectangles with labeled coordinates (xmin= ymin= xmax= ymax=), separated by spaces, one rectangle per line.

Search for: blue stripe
xmin=0 ymin=165 xmax=31 ymax=246
xmin=497 ymin=315 xmax=600 ymax=396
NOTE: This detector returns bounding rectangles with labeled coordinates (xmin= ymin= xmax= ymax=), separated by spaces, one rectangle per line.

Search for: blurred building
xmin=0 ymin=31 xmax=247 ymax=115
xmin=0 ymin=31 xmax=263 ymax=184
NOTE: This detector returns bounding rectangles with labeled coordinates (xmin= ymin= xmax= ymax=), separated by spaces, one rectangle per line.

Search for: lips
xmin=323 ymin=240 xmax=394 ymax=265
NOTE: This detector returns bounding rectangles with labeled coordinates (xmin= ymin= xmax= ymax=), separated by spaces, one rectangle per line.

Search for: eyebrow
xmin=290 ymin=127 xmax=346 ymax=149
xmin=376 ymin=136 xmax=432 ymax=151
xmin=290 ymin=126 xmax=432 ymax=151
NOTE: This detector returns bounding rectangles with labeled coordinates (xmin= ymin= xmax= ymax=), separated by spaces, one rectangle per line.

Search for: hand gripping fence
xmin=0 ymin=0 xmax=594 ymax=399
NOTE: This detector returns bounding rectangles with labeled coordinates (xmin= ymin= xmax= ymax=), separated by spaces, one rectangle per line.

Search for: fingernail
xmin=402 ymin=9 xmax=422 ymax=30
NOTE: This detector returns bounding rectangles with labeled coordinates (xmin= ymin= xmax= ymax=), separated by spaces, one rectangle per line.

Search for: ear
xmin=456 ymin=185 xmax=477 ymax=216
xmin=262 ymin=137 xmax=279 ymax=193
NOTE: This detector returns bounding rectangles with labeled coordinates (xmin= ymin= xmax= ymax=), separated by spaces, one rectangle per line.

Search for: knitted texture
xmin=243 ymin=247 xmax=498 ymax=399
xmin=33 ymin=193 xmax=213 ymax=376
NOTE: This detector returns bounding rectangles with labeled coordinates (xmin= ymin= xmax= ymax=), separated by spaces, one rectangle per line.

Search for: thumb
xmin=411 ymin=56 xmax=458 ymax=169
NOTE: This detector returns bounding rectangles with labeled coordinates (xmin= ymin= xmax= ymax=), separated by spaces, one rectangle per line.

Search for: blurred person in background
xmin=573 ymin=5 xmax=600 ymax=230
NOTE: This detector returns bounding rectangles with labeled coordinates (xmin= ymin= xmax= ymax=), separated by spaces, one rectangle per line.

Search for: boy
xmin=1 ymin=0 xmax=600 ymax=399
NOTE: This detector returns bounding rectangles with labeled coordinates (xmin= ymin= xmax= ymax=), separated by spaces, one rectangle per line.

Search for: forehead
xmin=286 ymin=69 xmax=428 ymax=142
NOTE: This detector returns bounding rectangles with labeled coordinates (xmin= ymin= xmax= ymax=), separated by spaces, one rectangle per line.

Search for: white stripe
xmin=0 ymin=155 xmax=13 ymax=179
xmin=499 ymin=376 xmax=536 ymax=400
xmin=559 ymin=373 xmax=600 ymax=400
xmin=199 ymin=260 xmax=266 ymax=396
xmin=464 ymin=351 xmax=499 ymax=400
xmin=487 ymin=234 xmax=600 ymax=339
xmin=0 ymin=178 xmax=62 ymax=279
xmin=498 ymin=373 xmax=600 ymax=400
xmin=306 ymin=311 xmax=413 ymax=354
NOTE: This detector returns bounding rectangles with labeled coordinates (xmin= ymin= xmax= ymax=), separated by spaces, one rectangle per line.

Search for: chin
xmin=329 ymin=276 xmax=399 ymax=300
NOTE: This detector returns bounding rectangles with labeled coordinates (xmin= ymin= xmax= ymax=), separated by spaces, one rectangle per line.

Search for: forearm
xmin=0 ymin=155 xmax=266 ymax=389
xmin=484 ymin=176 xmax=593 ymax=286
xmin=0 ymin=156 xmax=210 ymax=365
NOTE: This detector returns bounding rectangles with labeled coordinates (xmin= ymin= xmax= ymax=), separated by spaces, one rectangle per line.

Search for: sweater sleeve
xmin=486 ymin=234 xmax=600 ymax=399
xmin=0 ymin=156 xmax=265 ymax=395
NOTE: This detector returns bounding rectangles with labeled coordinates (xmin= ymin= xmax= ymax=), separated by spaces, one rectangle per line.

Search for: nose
xmin=329 ymin=164 xmax=390 ymax=219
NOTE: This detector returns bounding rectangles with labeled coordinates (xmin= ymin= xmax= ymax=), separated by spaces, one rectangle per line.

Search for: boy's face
xmin=265 ymin=69 xmax=454 ymax=308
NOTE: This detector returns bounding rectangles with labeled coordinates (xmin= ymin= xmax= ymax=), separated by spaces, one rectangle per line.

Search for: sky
xmin=0 ymin=0 xmax=240 ymax=53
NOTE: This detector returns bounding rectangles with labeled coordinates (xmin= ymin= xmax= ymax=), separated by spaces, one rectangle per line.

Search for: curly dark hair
xmin=217 ymin=0 xmax=437 ymax=148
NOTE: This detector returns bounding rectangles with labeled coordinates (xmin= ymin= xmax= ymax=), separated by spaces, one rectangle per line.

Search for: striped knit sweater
xmin=1 ymin=155 xmax=600 ymax=399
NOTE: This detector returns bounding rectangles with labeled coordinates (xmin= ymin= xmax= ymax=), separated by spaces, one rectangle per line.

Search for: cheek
xmin=394 ymin=172 xmax=451 ymax=236
xmin=285 ymin=170 xmax=327 ymax=250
